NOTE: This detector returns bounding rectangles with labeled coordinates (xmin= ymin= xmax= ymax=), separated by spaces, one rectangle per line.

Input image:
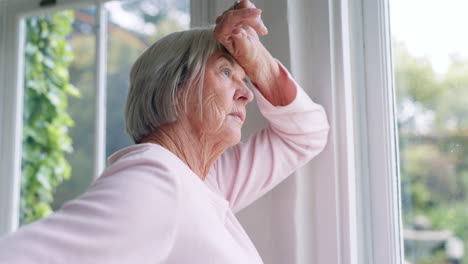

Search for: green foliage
xmin=417 ymin=250 xmax=447 ymax=264
xmin=434 ymin=60 xmax=468 ymax=132
xmin=21 ymin=11 xmax=78 ymax=224
xmin=396 ymin=42 xmax=468 ymax=263
xmin=393 ymin=42 xmax=441 ymax=104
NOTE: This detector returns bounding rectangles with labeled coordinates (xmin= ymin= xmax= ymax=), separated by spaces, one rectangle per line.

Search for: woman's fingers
xmin=237 ymin=0 xmax=255 ymax=9
xmin=215 ymin=1 xmax=267 ymax=36
xmin=213 ymin=1 xmax=269 ymax=73
xmin=214 ymin=8 xmax=267 ymax=41
xmin=215 ymin=0 xmax=260 ymax=23
xmin=230 ymin=26 xmax=252 ymax=57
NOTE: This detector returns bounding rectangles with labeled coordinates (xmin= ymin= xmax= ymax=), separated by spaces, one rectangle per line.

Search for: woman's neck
xmin=142 ymin=122 xmax=228 ymax=181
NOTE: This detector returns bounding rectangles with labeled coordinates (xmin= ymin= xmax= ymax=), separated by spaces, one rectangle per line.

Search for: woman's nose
xmin=234 ymin=83 xmax=254 ymax=104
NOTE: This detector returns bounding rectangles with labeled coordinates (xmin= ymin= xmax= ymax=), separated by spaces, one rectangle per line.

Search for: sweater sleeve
xmin=0 ymin=157 xmax=180 ymax=264
xmin=207 ymin=62 xmax=330 ymax=213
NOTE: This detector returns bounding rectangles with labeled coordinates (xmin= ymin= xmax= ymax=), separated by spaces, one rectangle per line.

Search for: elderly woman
xmin=0 ymin=1 xmax=328 ymax=263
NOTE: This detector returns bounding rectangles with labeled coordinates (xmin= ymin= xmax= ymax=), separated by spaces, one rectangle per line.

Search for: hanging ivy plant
xmin=21 ymin=10 xmax=79 ymax=224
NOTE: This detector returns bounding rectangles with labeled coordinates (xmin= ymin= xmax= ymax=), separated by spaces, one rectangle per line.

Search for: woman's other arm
xmin=0 ymin=157 xmax=180 ymax=264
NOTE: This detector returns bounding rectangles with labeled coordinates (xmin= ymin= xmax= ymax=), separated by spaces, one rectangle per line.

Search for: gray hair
xmin=125 ymin=27 xmax=226 ymax=143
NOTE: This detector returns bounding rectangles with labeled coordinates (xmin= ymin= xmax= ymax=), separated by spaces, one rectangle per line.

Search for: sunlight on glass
xmin=390 ymin=0 xmax=468 ymax=263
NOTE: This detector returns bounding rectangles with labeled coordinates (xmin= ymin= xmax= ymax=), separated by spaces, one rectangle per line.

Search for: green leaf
xmin=43 ymin=57 xmax=55 ymax=69
xmin=64 ymin=84 xmax=80 ymax=97
xmin=36 ymin=166 xmax=52 ymax=191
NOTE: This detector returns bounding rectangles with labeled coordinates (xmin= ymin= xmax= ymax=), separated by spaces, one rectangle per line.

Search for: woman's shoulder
xmin=107 ymin=143 xmax=168 ymax=166
xmin=105 ymin=143 xmax=187 ymax=176
xmin=90 ymin=143 xmax=188 ymax=198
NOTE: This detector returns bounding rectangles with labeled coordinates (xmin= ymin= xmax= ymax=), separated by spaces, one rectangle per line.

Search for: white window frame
xmin=348 ymin=0 xmax=404 ymax=262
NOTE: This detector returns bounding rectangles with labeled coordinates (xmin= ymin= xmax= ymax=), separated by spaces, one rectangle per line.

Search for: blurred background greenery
xmin=395 ymin=41 xmax=468 ymax=264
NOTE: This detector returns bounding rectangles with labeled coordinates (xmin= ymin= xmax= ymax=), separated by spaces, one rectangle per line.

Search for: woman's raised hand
xmin=214 ymin=1 xmax=296 ymax=106
xmin=214 ymin=0 xmax=272 ymax=83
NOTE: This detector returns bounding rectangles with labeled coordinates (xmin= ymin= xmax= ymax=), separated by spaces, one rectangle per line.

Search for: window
xmin=390 ymin=0 xmax=468 ymax=263
xmin=352 ymin=0 xmax=468 ymax=263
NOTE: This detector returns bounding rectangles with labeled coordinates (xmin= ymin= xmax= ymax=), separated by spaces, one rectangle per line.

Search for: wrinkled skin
xmin=187 ymin=52 xmax=254 ymax=147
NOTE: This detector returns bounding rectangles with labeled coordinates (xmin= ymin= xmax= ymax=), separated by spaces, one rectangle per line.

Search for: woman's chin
xmin=226 ymin=133 xmax=241 ymax=147
xmin=225 ymin=129 xmax=242 ymax=147
xmin=215 ymin=122 xmax=243 ymax=147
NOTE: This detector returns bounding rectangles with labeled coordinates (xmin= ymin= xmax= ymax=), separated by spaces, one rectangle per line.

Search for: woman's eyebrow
xmin=217 ymin=53 xmax=248 ymax=81
xmin=217 ymin=54 xmax=235 ymax=66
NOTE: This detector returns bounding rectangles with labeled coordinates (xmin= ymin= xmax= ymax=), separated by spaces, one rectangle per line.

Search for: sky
xmin=390 ymin=0 xmax=468 ymax=74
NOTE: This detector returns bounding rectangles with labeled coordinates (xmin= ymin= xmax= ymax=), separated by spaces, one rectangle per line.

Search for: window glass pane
xmin=104 ymin=0 xmax=190 ymax=157
xmin=21 ymin=7 xmax=96 ymax=224
xmin=390 ymin=1 xmax=468 ymax=263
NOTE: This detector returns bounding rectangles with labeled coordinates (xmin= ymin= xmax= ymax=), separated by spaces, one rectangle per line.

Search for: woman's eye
xmin=222 ymin=69 xmax=231 ymax=77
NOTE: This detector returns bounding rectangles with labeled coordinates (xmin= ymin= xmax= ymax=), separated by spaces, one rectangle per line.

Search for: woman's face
xmin=187 ymin=51 xmax=254 ymax=146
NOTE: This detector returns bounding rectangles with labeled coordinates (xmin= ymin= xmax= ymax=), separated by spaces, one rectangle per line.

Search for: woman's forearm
xmin=247 ymin=48 xmax=297 ymax=106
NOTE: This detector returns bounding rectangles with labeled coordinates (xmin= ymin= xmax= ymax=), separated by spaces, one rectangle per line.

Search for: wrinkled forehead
xmin=209 ymin=50 xmax=245 ymax=72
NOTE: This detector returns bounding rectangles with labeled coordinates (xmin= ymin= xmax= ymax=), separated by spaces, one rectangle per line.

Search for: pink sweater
xmin=0 ymin=66 xmax=329 ymax=264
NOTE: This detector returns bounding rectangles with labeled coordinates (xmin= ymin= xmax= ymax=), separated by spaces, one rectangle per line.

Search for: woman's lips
xmin=229 ymin=112 xmax=245 ymax=122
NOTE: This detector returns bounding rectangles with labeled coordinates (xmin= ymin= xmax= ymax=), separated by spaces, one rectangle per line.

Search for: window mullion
xmin=93 ymin=2 xmax=107 ymax=179
xmin=351 ymin=0 xmax=404 ymax=262
xmin=0 ymin=7 xmax=24 ymax=235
